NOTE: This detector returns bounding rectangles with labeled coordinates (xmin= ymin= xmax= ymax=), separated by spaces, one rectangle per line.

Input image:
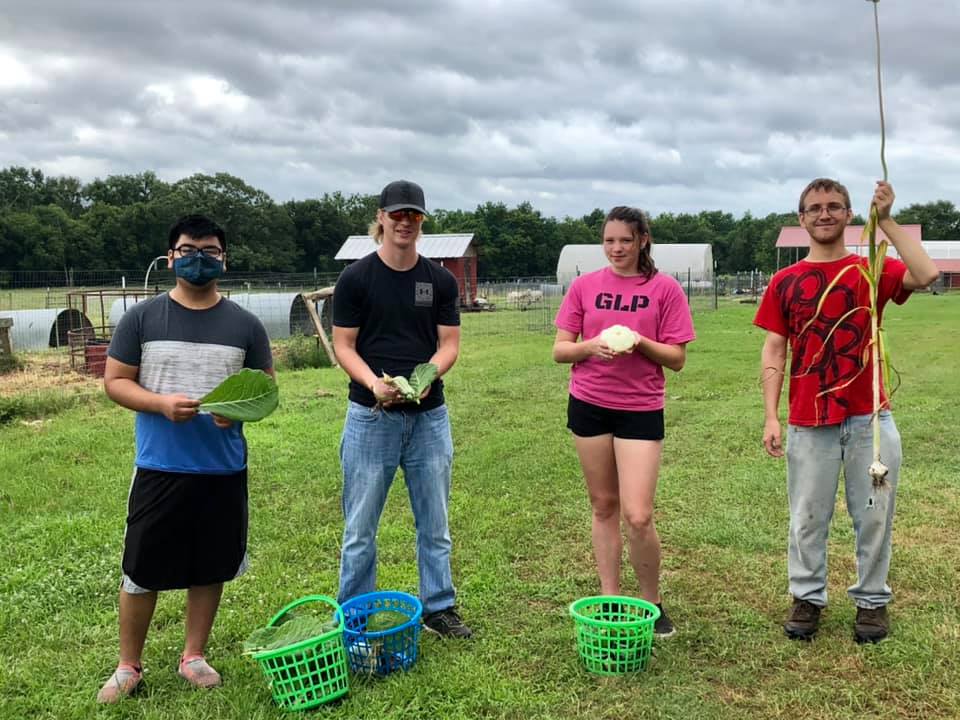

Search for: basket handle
xmin=267 ymin=594 xmax=344 ymax=630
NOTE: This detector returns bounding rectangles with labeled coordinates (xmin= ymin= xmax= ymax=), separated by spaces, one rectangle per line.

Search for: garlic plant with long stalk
xmin=865 ymin=0 xmax=890 ymax=488
xmin=798 ymin=0 xmax=892 ymax=488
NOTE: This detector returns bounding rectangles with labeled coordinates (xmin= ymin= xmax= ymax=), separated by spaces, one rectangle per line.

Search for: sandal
xmin=178 ymin=654 xmax=222 ymax=689
xmin=96 ymin=662 xmax=143 ymax=703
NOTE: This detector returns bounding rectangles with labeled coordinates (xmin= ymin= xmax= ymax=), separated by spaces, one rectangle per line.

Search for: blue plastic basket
xmin=341 ymin=591 xmax=422 ymax=676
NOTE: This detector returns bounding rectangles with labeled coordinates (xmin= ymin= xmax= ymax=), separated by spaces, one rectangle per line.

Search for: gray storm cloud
xmin=2 ymin=0 xmax=958 ymax=216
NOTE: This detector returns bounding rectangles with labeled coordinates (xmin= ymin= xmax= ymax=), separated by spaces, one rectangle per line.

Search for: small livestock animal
xmin=505 ymin=289 xmax=544 ymax=310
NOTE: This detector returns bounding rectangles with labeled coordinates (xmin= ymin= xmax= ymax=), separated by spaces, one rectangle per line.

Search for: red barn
xmin=775 ymin=225 xmax=960 ymax=289
xmin=335 ymin=233 xmax=479 ymax=305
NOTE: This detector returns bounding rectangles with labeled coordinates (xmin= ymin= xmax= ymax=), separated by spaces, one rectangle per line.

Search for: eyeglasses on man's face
xmin=174 ymin=244 xmax=224 ymax=259
xmin=802 ymin=203 xmax=848 ymax=218
xmin=386 ymin=209 xmax=424 ymax=223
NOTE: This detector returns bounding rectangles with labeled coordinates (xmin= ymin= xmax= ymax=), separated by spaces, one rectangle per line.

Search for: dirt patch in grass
xmin=0 ymin=353 xmax=100 ymax=398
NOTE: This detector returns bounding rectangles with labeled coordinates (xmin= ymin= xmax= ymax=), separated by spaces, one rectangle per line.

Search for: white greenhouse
xmin=108 ymin=292 xmax=327 ymax=340
xmin=0 ymin=308 xmax=94 ymax=352
xmin=556 ymin=244 xmax=714 ymax=288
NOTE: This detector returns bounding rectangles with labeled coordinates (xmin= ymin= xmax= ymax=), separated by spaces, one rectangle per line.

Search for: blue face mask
xmin=173 ymin=254 xmax=223 ymax=286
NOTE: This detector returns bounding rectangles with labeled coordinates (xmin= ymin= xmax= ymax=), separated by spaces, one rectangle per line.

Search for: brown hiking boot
xmin=854 ymin=605 xmax=889 ymax=644
xmin=783 ymin=597 xmax=821 ymax=640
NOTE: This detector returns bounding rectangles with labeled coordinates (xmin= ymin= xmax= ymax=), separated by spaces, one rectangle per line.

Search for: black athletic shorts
xmin=566 ymin=395 xmax=665 ymax=440
xmin=122 ymin=467 xmax=248 ymax=591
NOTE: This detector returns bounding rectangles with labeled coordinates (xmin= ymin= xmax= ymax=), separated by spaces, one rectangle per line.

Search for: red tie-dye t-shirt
xmin=754 ymin=254 xmax=911 ymax=426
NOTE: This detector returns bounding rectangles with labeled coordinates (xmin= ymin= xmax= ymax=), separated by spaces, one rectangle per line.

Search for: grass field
xmin=0 ymin=295 xmax=957 ymax=719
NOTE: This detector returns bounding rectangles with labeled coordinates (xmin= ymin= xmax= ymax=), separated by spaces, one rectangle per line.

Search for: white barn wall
xmin=557 ymin=244 xmax=714 ymax=287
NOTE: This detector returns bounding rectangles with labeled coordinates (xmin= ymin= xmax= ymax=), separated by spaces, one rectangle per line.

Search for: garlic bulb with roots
xmin=868 ymin=460 xmax=889 ymax=488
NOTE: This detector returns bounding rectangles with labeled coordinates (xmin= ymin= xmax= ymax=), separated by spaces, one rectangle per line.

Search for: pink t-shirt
xmin=555 ymin=268 xmax=696 ymax=411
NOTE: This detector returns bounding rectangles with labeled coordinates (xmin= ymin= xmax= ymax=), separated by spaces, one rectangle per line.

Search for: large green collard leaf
xmin=408 ymin=363 xmax=438 ymax=397
xmin=242 ymin=614 xmax=337 ymax=655
xmin=199 ymin=368 xmax=279 ymax=422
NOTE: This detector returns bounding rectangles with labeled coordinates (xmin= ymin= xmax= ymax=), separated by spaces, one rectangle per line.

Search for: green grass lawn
xmin=0 ymin=295 xmax=957 ymax=719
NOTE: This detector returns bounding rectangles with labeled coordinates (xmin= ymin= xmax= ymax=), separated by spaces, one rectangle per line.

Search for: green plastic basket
xmin=569 ymin=595 xmax=660 ymax=675
xmin=250 ymin=595 xmax=349 ymax=711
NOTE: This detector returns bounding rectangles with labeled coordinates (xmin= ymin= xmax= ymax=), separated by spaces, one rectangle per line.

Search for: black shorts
xmin=566 ymin=395 xmax=665 ymax=440
xmin=122 ymin=467 xmax=248 ymax=591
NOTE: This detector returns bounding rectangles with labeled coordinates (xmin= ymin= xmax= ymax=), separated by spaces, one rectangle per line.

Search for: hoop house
xmin=0 ymin=308 xmax=94 ymax=351
xmin=109 ymin=292 xmax=329 ymax=340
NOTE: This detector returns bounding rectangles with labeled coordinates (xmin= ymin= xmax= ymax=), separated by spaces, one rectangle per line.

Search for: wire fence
xmin=1 ymin=268 xmax=721 ymax=404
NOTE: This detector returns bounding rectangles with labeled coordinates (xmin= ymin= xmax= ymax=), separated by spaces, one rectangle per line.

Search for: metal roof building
xmin=335 ymin=233 xmax=479 ymax=305
xmin=335 ymin=233 xmax=475 ymax=260
xmin=774 ymin=224 xmax=923 ymax=248
xmin=775 ymin=226 xmax=960 ymax=287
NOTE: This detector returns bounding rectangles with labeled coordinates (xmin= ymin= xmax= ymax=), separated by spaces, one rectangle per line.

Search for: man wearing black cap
xmin=332 ymin=180 xmax=472 ymax=638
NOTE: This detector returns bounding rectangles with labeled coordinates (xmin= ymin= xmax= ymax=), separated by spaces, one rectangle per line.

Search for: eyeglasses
xmin=386 ymin=209 xmax=424 ymax=222
xmin=802 ymin=203 xmax=848 ymax=218
xmin=174 ymin=244 xmax=224 ymax=259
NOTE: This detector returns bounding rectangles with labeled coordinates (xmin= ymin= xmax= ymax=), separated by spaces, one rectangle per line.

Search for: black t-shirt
xmin=333 ymin=252 xmax=460 ymax=410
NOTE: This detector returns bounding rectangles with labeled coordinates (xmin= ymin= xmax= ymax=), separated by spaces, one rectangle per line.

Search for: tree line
xmin=2 ymin=166 xmax=957 ymax=278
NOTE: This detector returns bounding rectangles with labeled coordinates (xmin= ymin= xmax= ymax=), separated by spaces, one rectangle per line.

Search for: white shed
xmin=556 ymin=244 xmax=714 ymax=287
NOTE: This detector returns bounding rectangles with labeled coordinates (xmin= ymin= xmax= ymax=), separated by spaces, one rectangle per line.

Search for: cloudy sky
xmin=2 ymin=1 xmax=959 ymax=219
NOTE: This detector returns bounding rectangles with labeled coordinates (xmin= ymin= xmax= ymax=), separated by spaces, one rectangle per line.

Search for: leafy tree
xmin=170 ymin=173 xmax=300 ymax=271
xmin=83 ymin=172 xmax=170 ymax=207
xmin=0 ymin=167 xmax=48 ymax=211
xmin=753 ymin=212 xmax=798 ymax=272
xmin=0 ymin=205 xmax=98 ymax=275
xmin=580 ymin=209 xmax=606 ymax=238
xmin=1 ymin=164 xmax=955 ymax=276
xmin=0 ymin=167 xmax=84 ymax=216
xmin=895 ymin=200 xmax=960 ymax=243
xmin=285 ymin=192 xmax=380 ymax=272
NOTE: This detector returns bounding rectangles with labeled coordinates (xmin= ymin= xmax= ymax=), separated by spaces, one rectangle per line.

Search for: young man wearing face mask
xmin=97 ymin=215 xmax=274 ymax=703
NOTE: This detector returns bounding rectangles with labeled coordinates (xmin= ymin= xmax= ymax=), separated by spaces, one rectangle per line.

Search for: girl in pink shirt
xmin=553 ymin=206 xmax=695 ymax=637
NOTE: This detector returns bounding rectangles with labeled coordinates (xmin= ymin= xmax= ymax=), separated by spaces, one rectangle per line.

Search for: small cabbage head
xmin=600 ymin=325 xmax=636 ymax=353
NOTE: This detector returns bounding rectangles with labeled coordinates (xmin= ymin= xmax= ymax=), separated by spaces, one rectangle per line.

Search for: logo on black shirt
xmin=595 ymin=293 xmax=649 ymax=312
xmin=415 ymin=282 xmax=434 ymax=307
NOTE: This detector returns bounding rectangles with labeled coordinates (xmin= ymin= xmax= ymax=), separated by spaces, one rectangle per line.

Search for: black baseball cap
xmin=379 ymin=180 xmax=428 ymax=215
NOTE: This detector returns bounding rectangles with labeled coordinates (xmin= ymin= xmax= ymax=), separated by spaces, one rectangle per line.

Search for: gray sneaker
xmin=784 ymin=597 xmax=821 ymax=641
xmin=654 ymin=603 xmax=675 ymax=638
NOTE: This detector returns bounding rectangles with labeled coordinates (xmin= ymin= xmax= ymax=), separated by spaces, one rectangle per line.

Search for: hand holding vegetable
xmin=595 ymin=324 xmax=642 ymax=359
xmin=370 ymin=376 xmax=402 ymax=406
xmin=872 ymin=180 xmax=894 ymax=221
xmin=159 ymin=394 xmax=200 ymax=423
xmin=380 ymin=363 xmax=438 ymax=405
xmin=585 ymin=335 xmax=615 ymax=361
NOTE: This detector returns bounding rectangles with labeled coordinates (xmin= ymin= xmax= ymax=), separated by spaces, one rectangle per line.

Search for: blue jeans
xmin=786 ymin=411 xmax=901 ymax=609
xmin=337 ymin=401 xmax=456 ymax=615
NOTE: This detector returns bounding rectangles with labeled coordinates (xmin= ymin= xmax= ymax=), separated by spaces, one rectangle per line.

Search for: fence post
xmin=713 ymin=259 xmax=718 ymax=309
